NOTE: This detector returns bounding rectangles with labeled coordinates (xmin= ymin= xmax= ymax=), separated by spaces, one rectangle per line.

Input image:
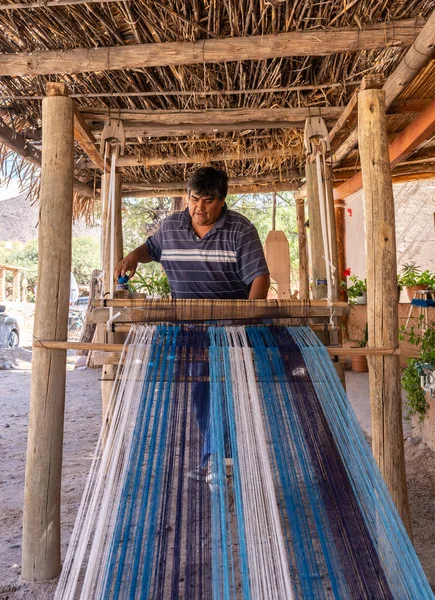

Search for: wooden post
xmin=101 ymin=170 xmax=124 ymax=418
xmin=22 ymin=82 xmax=74 ymax=581
xmin=324 ymin=164 xmax=339 ymax=300
xmin=0 ymin=268 xmax=5 ymax=301
xmin=295 ymin=197 xmax=309 ymax=300
xmin=12 ymin=269 xmax=20 ymax=302
xmin=305 ymin=161 xmax=327 ymax=300
xmin=101 ymin=171 xmax=123 ymax=297
xmin=358 ymin=87 xmax=412 ymax=535
xmin=171 ymin=195 xmax=186 ymax=212
xmin=334 ymin=201 xmax=347 ymax=301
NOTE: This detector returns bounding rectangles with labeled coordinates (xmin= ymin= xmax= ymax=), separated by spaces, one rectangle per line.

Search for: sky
xmin=0 ymin=179 xmax=22 ymax=202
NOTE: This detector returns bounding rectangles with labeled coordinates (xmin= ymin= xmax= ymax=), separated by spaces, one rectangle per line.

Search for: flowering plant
xmin=340 ymin=269 xmax=367 ymax=303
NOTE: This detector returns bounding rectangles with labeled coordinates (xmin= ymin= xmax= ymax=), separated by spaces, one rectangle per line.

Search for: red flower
xmin=343 ymin=267 xmax=351 ymax=277
xmin=347 ymin=208 xmax=353 ymax=217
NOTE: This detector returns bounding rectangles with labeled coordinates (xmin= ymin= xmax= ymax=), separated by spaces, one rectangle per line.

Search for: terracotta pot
xmin=406 ymin=284 xmax=430 ymax=302
xmin=351 ymin=354 xmax=368 ymax=373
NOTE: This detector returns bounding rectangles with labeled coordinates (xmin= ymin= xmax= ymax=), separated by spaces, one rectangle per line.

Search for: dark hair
xmin=187 ymin=167 xmax=228 ymax=201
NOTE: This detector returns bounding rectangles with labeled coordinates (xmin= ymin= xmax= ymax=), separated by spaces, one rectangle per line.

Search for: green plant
xmin=399 ymin=317 xmax=435 ymax=420
xmin=128 ymin=269 xmax=171 ymax=298
xmin=398 ymin=262 xmax=435 ymax=289
xmin=340 ymin=274 xmax=367 ymax=303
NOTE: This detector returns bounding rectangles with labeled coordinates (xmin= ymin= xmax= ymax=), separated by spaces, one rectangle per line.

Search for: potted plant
xmin=128 ymin=268 xmax=171 ymax=298
xmin=351 ymin=322 xmax=369 ymax=372
xmin=341 ymin=272 xmax=367 ymax=305
xmin=398 ymin=262 xmax=435 ymax=301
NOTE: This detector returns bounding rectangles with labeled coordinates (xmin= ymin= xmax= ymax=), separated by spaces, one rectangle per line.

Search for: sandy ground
xmin=0 ymin=346 xmax=434 ymax=598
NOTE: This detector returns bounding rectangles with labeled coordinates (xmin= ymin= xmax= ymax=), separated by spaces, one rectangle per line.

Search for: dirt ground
xmin=0 ymin=344 xmax=434 ymax=598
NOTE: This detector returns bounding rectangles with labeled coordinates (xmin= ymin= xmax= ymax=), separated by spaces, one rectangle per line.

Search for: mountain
xmin=0 ymin=193 xmax=100 ymax=243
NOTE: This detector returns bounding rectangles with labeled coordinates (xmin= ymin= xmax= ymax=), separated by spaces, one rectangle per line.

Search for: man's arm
xmin=248 ymin=274 xmax=270 ymax=299
xmin=114 ymin=243 xmax=152 ymax=279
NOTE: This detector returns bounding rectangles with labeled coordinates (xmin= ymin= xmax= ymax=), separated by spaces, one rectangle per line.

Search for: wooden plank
xmin=88 ymin=301 xmax=350 ymax=323
xmin=73 ymin=104 xmax=109 ymax=171
xmin=122 ymin=181 xmax=301 ymax=198
xmin=76 ymin=147 xmax=297 ymax=169
xmin=123 ymin=171 xmax=300 ymax=192
xmin=0 ymin=20 xmax=424 ymax=77
xmin=358 ymin=87 xmax=412 ymax=536
xmin=334 ymin=95 xmax=435 ymax=199
xmin=332 ymin=9 xmax=435 ymax=166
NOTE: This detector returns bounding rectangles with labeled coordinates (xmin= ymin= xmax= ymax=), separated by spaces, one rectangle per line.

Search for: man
xmin=115 ymin=167 xmax=270 ymax=478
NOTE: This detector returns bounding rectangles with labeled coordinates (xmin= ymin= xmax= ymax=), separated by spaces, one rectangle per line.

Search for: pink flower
xmin=347 ymin=208 xmax=353 ymax=217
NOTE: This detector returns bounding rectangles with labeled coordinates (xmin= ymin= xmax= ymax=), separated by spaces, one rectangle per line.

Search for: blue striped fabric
xmin=146 ymin=205 xmax=269 ymax=298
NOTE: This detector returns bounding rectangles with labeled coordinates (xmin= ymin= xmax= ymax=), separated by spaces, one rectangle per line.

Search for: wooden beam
xmin=332 ymin=9 xmax=435 ymax=166
xmin=82 ymin=107 xmax=343 ymax=124
xmin=73 ymin=104 xmax=109 ymax=172
xmin=0 ymin=81 xmax=362 ymax=101
xmin=122 ymin=172 xmax=300 ymax=192
xmin=0 ymin=0 xmax=124 ymax=8
xmin=0 ymin=116 xmax=41 ymax=167
xmin=31 ymin=339 xmax=400 ymax=357
xmin=122 ymin=181 xmax=300 ymax=198
xmin=0 ymin=116 xmax=94 ymax=197
xmin=91 ymin=120 xmax=339 ymax=138
xmin=334 ymin=95 xmax=435 ymax=198
xmin=76 ymin=147 xmax=297 ymax=169
xmin=358 ymin=87 xmax=412 ymax=535
xmin=0 ymin=20 xmax=424 ymax=77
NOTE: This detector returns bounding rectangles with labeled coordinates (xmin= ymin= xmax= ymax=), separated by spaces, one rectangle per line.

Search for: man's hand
xmin=249 ymin=274 xmax=270 ymax=299
xmin=114 ymin=243 xmax=152 ymax=279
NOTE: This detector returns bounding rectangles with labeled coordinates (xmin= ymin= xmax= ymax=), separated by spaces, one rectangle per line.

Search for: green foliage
xmin=399 ymin=317 xmax=435 ymax=420
xmin=226 ymin=192 xmax=299 ymax=288
xmin=398 ymin=262 xmax=435 ymax=289
xmin=128 ymin=264 xmax=170 ymax=297
xmin=340 ymin=275 xmax=367 ymax=302
xmin=71 ymin=236 xmax=100 ymax=285
xmin=0 ymin=236 xmax=100 ymax=300
xmin=122 ymin=197 xmax=172 ymax=255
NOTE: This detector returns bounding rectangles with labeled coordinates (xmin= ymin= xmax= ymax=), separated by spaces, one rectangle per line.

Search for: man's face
xmin=188 ymin=191 xmax=225 ymax=228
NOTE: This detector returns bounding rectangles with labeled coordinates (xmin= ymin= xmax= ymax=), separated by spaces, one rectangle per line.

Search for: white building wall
xmin=345 ymin=180 xmax=435 ymax=300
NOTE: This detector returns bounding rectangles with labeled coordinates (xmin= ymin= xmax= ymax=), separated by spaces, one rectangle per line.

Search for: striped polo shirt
xmin=146 ymin=205 xmax=269 ymax=299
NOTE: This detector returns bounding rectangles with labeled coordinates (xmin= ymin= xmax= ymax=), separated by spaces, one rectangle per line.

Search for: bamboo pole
xmin=22 ymin=82 xmax=74 ymax=581
xmin=305 ymin=161 xmax=327 ymax=300
xmin=358 ymin=87 xmax=412 ymax=536
xmin=295 ymin=198 xmax=309 ymax=300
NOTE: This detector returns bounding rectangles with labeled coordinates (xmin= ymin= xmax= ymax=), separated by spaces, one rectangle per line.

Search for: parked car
xmin=0 ymin=305 xmax=20 ymax=348
xmin=74 ymin=296 xmax=89 ymax=310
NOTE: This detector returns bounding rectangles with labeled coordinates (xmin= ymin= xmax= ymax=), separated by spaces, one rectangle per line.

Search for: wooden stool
xmin=405 ymin=289 xmax=435 ymax=332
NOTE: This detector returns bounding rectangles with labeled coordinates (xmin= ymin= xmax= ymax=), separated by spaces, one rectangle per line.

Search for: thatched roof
xmin=0 ymin=0 xmax=434 ymax=218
